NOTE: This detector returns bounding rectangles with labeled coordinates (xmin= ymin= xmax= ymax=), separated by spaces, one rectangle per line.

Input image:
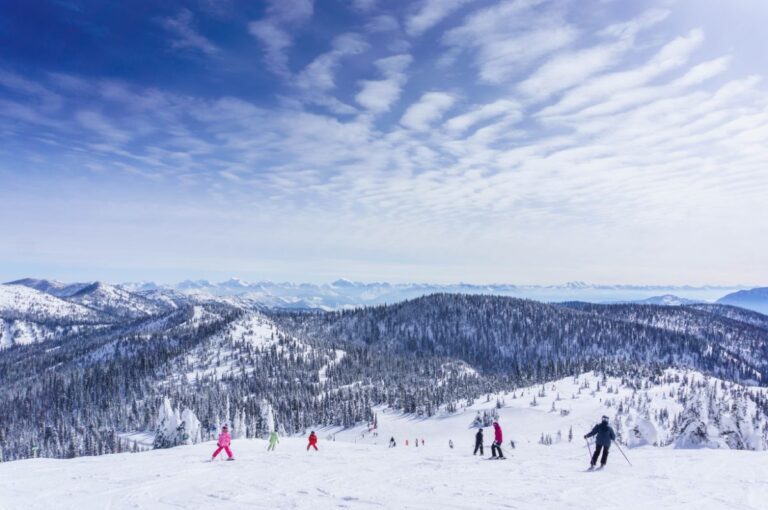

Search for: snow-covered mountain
xmin=66 ymin=282 xmax=172 ymax=319
xmin=5 ymin=278 xmax=93 ymax=298
xmin=630 ymin=294 xmax=703 ymax=305
xmin=0 ymin=284 xmax=111 ymax=348
xmin=717 ymin=287 xmax=768 ymax=314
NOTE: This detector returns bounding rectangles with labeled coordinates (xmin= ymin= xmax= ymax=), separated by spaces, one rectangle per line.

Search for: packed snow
xmin=2 ymin=370 xmax=766 ymax=509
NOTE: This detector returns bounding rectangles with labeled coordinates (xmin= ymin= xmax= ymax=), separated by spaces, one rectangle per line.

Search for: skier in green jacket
xmin=267 ymin=431 xmax=279 ymax=451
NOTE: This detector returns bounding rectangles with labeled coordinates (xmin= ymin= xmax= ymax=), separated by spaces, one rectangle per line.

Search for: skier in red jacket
xmin=491 ymin=421 xmax=505 ymax=459
xmin=307 ymin=431 xmax=319 ymax=451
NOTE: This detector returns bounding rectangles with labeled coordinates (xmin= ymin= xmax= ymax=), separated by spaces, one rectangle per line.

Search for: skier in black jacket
xmin=473 ymin=428 xmax=484 ymax=455
xmin=584 ymin=415 xmax=616 ymax=468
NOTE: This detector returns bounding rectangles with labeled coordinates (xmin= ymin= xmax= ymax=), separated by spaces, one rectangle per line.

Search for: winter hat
xmin=601 ymin=415 xmax=609 ymax=422
xmin=222 ymin=424 xmax=229 ymax=430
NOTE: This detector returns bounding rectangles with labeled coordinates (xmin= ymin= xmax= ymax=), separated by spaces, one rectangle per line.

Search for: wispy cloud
xmin=249 ymin=0 xmax=315 ymax=76
xmin=406 ymin=0 xmax=478 ymax=36
xmin=444 ymin=0 xmax=576 ymax=83
xmin=161 ymin=9 xmax=218 ymax=55
xmin=401 ymin=91 xmax=456 ymax=130
xmin=356 ymin=54 xmax=412 ymax=113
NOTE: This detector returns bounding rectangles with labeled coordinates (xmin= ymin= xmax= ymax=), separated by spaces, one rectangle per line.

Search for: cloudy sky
xmin=1 ymin=0 xmax=766 ymax=285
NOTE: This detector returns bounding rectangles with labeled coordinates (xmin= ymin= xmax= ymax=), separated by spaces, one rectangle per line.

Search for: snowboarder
xmin=449 ymin=440 xmax=454 ymax=449
xmin=491 ymin=421 xmax=505 ymax=459
xmin=267 ymin=430 xmax=279 ymax=451
xmin=584 ymin=415 xmax=616 ymax=469
xmin=389 ymin=437 xmax=396 ymax=448
xmin=307 ymin=431 xmax=319 ymax=451
xmin=473 ymin=428 xmax=484 ymax=455
xmin=211 ymin=425 xmax=234 ymax=461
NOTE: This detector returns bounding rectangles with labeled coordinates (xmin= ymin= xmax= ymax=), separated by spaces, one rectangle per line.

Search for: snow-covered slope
xmin=0 ymin=285 xmax=108 ymax=348
xmin=0 ymin=284 xmax=103 ymax=322
xmin=67 ymin=282 xmax=170 ymax=319
xmin=1 ymin=369 xmax=766 ymax=510
xmin=5 ymin=278 xmax=93 ymax=297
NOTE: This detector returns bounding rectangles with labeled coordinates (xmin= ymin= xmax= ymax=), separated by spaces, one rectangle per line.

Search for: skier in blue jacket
xmin=584 ymin=415 xmax=616 ymax=468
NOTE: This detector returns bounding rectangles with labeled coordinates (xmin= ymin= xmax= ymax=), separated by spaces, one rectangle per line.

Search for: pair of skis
xmin=584 ymin=438 xmax=632 ymax=469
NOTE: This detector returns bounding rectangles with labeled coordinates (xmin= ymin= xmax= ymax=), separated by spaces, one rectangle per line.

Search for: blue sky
xmin=1 ymin=0 xmax=767 ymax=285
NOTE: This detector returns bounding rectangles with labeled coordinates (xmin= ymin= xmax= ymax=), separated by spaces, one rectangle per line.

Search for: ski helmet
xmin=601 ymin=415 xmax=609 ymax=422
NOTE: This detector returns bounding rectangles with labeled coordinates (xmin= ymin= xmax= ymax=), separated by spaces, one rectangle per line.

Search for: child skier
xmin=307 ymin=431 xmax=319 ymax=451
xmin=491 ymin=421 xmax=505 ymax=459
xmin=267 ymin=430 xmax=279 ymax=451
xmin=473 ymin=428 xmax=484 ymax=455
xmin=211 ymin=424 xmax=234 ymax=461
xmin=584 ymin=415 xmax=616 ymax=469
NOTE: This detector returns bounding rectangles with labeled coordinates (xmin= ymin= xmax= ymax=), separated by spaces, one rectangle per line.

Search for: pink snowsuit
xmin=212 ymin=431 xmax=233 ymax=459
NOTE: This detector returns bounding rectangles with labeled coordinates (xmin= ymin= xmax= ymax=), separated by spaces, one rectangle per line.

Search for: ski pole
xmin=585 ymin=438 xmax=592 ymax=459
xmin=613 ymin=440 xmax=632 ymax=467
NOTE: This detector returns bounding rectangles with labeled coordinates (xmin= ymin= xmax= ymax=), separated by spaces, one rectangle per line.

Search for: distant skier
xmin=307 ymin=431 xmax=319 ymax=451
xmin=491 ymin=421 xmax=505 ymax=459
xmin=584 ymin=415 xmax=616 ymax=469
xmin=389 ymin=437 xmax=397 ymax=448
xmin=211 ymin=424 xmax=234 ymax=461
xmin=267 ymin=430 xmax=279 ymax=451
xmin=473 ymin=428 xmax=484 ymax=455
xmin=415 ymin=438 xmax=419 ymax=448
xmin=421 ymin=438 xmax=425 ymax=446
xmin=449 ymin=440 xmax=454 ymax=449
xmin=405 ymin=439 xmax=409 ymax=446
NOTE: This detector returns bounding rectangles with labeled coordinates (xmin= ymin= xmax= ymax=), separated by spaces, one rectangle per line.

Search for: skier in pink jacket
xmin=212 ymin=425 xmax=234 ymax=461
xmin=491 ymin=421 xmax=505 ymax=459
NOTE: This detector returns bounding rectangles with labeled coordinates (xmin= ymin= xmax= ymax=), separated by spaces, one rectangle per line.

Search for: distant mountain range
xmin=4 ymin=277 xmax=766 ymax=314
xmin=717 ymin=288 xmax=768 ymax=314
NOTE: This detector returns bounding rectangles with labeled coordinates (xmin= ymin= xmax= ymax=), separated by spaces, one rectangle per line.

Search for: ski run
xmin=1 ymin=369 xmax=766 ymax=509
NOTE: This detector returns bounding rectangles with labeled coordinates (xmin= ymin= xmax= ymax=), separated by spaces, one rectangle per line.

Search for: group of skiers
xmin=211 ymin=416 xmax=618 ymax=469
xmin=473 ymin=421 xmax=506 ymax=459
xmin=211 ymin=427 xmax=320 ymax=461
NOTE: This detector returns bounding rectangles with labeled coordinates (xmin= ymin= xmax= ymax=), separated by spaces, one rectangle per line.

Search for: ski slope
xmin=1 ymin=370 xmax=766 ymax=509
xmin=0 ymin=435 xmax=764 ymax=509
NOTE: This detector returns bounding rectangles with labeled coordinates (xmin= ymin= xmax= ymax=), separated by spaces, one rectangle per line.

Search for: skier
xmin=267 ymin=430 xmax=279 ymax=451
xmin=473 ymin=428 xmax=484 ymax=455
xmin=415 ymin=438 xmax=419 ymax=448
xmin=307 ymin=431 xmax=319 ymax=451
xmin=389 ymin=437 xmax=397 ymax=448
xmin=211 ymin=424 xmax=234 ymax=461
xmin=584 ymin=415 xmax=616 ymax=469
xmin=421 ymin=438 xmax=425 ymax=446
xmin=449 ymin=440 xmax=454 ymax=449
xmin=491 ymin=421 xmax=505 ymax=459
